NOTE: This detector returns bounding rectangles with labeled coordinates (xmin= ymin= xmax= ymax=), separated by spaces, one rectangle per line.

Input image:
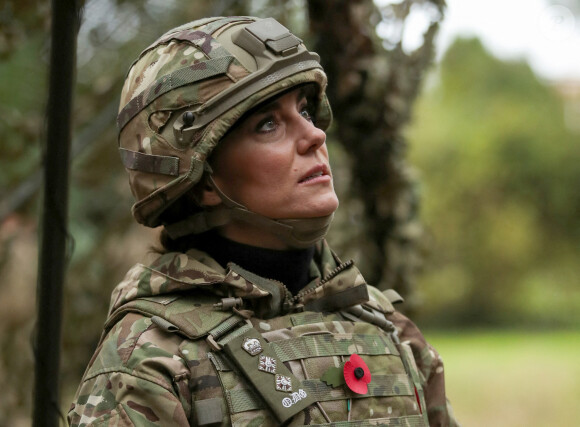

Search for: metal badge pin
xmin=258 ymin=355 xmax=277 ymax=374
xmin=242 ymin=337 xmax=263 ymax=356
xmin=275 ymin=374 xmax=292 ymax=392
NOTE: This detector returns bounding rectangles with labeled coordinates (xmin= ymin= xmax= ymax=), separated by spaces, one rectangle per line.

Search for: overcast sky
xmin=375 ymin=0 xmax=580 ymax=81
xmin=437 ymin=0 xmax=580 ymax=81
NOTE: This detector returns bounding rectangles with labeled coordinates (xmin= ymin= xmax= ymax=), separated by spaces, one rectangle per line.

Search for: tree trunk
xmin=307 ymin=0 xmax=445 ymax=309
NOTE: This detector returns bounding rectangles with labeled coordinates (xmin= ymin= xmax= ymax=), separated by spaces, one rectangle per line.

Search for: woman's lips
xmin=299 ymin=165 xmax=331 ymax=183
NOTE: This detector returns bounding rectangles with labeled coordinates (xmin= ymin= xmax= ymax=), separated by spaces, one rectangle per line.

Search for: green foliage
xmin=0 ymin=35 xmax=45 ymax=194
xmin=408 ymin=38 xmax=580 ymax=327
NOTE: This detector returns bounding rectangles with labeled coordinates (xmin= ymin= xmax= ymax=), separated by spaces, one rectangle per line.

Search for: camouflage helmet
xmin=118 ymin=16 xmax=333 ymax=232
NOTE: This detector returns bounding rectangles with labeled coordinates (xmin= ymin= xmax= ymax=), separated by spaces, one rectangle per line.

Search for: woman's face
xmin=208 ymin=86 xmax=339 ymax=247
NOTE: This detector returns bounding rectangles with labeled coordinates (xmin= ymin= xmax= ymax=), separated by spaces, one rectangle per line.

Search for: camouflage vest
xmin=103 ymin=250 xmax=429 ymax=426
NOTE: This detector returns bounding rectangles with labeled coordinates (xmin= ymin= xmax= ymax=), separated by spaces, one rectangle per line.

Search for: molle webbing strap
xmin=205 ymin=313 xmax=253 ymax=352
xmin=208 ymin=313 xmax=250 ymax=342
xmin=207 ymin=351 xmax=230 ymax=372
xmin=210 ymin=330 xmax=399 ymax=371
xmin=117 ymin=55 xmax=235 ymax=131
xmin=303 ymin=374 xmax=414 ymax=400
xmin=119 ymin=148 xmax=180 ymax=176
xmin=398 ymin=342 xmax=430 ymax=425
xmin=270 ymin=333 xmax=399 ymax=362
xmin=227 ymin=388 xmax=263 ymax=413
xmin=193 ymin=398 xmax=224 ymax=426
xmin=307 ymin=415 xmax=427 ymax=427
xmin=225 ymin=374 xmax=415 ymax=414
xmin=217 ymin=321 xmax=253 ymax=345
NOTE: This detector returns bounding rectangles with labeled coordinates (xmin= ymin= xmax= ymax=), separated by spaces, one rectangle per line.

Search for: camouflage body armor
xmin=68 ymin=241 xmax=455 ymax=426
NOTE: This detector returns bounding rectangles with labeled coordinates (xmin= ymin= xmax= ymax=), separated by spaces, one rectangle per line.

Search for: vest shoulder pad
xmin=104 ymin=293 xmax=235 ymax=340
xmin=383 ymin=288 xmax=404 ymax=304
xmin=362 ymin=285 xmax=400 ymax=314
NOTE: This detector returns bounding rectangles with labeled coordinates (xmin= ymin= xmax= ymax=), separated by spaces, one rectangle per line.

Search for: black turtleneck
xmin=192 ymin=232 xmax=315 ymax=295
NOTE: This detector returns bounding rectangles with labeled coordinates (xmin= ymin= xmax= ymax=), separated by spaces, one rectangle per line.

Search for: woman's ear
xmin=199 ymin=180 xmax=222 ymax=207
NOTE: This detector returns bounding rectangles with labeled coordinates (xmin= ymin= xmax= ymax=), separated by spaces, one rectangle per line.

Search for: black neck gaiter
xmin=193 ymin=232 xmax=315 ymax=295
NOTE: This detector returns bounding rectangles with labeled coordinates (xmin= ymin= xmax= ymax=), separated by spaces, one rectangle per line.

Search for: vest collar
xmin=109 ymin=240 xmax=369 ymax=318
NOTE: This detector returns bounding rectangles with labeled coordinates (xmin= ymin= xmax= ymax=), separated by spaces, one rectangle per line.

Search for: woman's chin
xmin=287 ymin=198 xmax=340 ymax=219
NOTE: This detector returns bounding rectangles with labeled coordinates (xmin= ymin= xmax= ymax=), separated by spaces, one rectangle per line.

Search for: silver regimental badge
xmin=242 ymin=337 xmax=263 ymax=356
xmin=258 ymin=355 xmax=277 ymax=374
xmin=275 ymin=374 xmax=292 ymax=392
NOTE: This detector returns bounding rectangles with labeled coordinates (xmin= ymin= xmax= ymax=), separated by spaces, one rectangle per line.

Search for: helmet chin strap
xmin=164 ymin=173 xmax=335 ymax=249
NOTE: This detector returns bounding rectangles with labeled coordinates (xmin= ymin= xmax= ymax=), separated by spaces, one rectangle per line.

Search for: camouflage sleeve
xmin=68 ymin=313 xmax=192 ymax=426
xmin=389 ymin=311 xmax=461 ymax=427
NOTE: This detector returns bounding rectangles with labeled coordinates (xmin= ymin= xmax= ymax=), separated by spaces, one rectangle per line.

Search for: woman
xmin=69 ymin=16 xmax=458 ymax=426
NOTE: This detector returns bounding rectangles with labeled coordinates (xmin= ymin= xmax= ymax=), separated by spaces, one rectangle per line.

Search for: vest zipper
xmin=249 ymin=259 xmax=355 ymax=313
xmin=293 ymin=259 xmax=354 ymax=304
xmin=252 ymin=275 xmax=294 ymax=312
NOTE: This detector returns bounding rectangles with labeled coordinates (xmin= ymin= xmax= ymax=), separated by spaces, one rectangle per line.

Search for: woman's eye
xmin=256 ymin=118 xmax=277 ymax=133
xmin=300 ymin=106 xmax=314 ymax=121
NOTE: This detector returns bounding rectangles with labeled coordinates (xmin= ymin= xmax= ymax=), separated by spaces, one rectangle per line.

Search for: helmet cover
xmin=117 ymin=16 xmax=333 ymax=228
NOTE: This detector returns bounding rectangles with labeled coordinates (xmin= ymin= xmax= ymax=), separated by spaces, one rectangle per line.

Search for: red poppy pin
xmin=343 ymin=354 xmax=371 ymax=394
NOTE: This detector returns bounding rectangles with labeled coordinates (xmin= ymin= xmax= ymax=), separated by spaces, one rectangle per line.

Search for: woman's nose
xmin=296 ymin=119 xmax=326 ymax=154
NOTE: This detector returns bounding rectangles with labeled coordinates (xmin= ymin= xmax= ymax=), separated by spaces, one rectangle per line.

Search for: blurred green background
xmin=409 ymin=35 xmax=580 ymax=329
xmin=1 ymin=0 xmax=578 ymax=425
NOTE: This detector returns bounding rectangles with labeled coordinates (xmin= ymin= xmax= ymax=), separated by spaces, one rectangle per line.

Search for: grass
xmin=424 ymin=330 xmax=580 ymax=427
